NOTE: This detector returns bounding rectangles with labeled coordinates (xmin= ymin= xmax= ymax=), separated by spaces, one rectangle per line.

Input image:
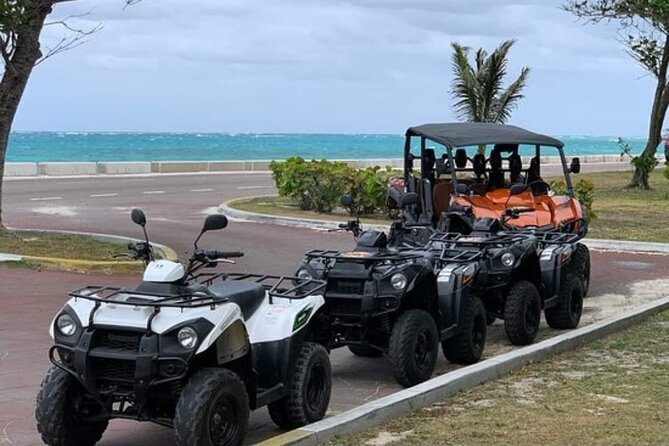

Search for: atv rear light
xmin=177 ymin=326 xmax=199 ymax=349
xmin=390 ymin=273 xmax=407 ymax=291
xmin=56 ymin=314 xmax=77 ymax=337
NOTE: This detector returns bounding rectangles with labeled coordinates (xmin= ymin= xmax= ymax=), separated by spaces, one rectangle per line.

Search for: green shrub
xmin=549 ymin=178 xmax=596 ymax=221
xmin=269 ymin=157 xmax=394 ymax=216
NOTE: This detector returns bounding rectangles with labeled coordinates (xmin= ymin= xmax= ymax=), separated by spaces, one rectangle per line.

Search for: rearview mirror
xmin=131 ymin=208 xmax=146 ymax=227
xmin=340 ymin=194 xmax=353 ymax=207
xmin=509 ymin=183 xmax=528 ymax=196
xmin=570 ymin=157 xmax=581 ymax=174
xmin=400 ymin=192 xmax=418 ymax=207
xmin=203 ymin=214 xmax=228 ymax=232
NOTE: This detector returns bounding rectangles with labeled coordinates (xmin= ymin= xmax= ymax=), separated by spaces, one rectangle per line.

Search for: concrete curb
xmin=221 ymin=198 xmax=669 ymax=254
xmin=257 ymin=297 xmax=669 ymax=446
xmin=0 ymin=228 xmax=179 ymax=266
xmin=219 ymin=197 xmax=389 ymax=233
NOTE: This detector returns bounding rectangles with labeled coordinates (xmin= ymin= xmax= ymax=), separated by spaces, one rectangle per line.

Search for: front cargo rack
xmin=304 ymin=248 xmax=424 ymax=262
xmin=68 ymin=274 xmax=326 ymax=328
xmin=429 ymin=232 xmax=534 ymax=246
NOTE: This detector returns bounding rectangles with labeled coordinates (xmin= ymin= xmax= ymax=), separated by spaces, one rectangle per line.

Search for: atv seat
xmin=209 ymin=281 xmax=265 ymax=319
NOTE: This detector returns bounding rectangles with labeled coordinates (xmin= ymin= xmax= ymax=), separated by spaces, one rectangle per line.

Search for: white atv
xmin=35 ymin=210 xmax=331 ymax=446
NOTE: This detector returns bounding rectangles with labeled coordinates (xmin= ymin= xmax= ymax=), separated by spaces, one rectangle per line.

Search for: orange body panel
xmin=451 ymin=188 xmax=583 ymax=230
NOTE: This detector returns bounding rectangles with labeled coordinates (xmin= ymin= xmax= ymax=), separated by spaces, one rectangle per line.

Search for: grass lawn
xmin=0 ymin=230 xmax=144 ymax=274
xmin=576 ymin=170 xmax=669 ymax=243
xmin=329 ymin=310 xmax=669 ymax=446
xmin=229 ymin=169 xmax=669 ymax=242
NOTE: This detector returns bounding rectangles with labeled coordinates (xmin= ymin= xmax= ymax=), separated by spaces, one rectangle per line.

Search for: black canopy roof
xmin=406 ymin=122 xmax=563 ymax=149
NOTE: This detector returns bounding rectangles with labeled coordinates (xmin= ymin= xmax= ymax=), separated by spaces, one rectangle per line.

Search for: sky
xmin=12 ymin=0 xmax=656 ymax=136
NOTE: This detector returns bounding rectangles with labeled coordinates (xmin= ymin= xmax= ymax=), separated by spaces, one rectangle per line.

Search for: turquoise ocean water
xmin=6 ymin=132 xmax=647 ymax=162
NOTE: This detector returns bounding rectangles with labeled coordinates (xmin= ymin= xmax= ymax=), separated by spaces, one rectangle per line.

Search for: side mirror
xmin=400 ymin=192 xmax=418 ymax=207
xmin=131 ymin=208 xmax=146 ymax=227
xmin=570 ymin=157 xmax=581 ymax=174
xmin=509 ymin=183 xmax=528 ymax=196
xmin=455 ymin=183 xmax=470 ymax=196
xmin=340 ymin=194 xmax=353 ymax=207
xmin=203 ymin=214 xmax=228 ymax=232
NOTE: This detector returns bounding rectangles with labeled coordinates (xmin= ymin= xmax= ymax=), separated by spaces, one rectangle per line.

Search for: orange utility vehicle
xmin=393 ymin=122 xmax=587 ymax=236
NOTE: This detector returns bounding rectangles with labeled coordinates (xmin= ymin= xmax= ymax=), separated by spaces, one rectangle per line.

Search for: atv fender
xmin=436 ymin=262 xmax=478 ymax=338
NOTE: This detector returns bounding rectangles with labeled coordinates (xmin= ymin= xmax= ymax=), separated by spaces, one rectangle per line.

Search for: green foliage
xmin=549 ymin=178 xmax=597 ymax=221
xmin=618 ymin=137 xmax=659 ymax=173
xmin=450 ymin=39 xmax=530 ymax=123
xmin=269 ymin=157 xmax=393 ymax=216
xmin=664 ymin=166 xmax=669 ymax=180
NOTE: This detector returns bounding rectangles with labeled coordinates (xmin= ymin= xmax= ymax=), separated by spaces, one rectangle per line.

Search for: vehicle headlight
xmin=177 ymin=326 xmax=199 ymax=349
xmin=56 ymin=314 xmax=77 ymax=337
xmin=390 ymin=273 xmax=408 ymax=291
xmin=296 ymin=268 xmax=313 ymax=280
xmin=501 ymin=252 xmax=515 ymax=267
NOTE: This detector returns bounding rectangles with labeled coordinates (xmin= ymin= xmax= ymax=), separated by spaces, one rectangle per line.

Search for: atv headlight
xmin=501 ymin=252 xmax=515 ymax=267
xmin=296 ymin=268 xmax=313 ymax=280
xmin=390 ymin=273 xmax=407 ymax=291
xmin=177 ymin=326 xmax=199 ymax=349
xmin=56 ymin=314 xmax=77 ymax=337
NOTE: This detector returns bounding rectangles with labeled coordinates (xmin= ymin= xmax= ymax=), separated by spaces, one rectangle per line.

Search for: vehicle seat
xmin=433 ymin=182 xmax=453 ymax=217
xmin=488 ymin=148 xmax=504 ymax=189
xmin=473 ymin=153 xmax=487 ymax=180
xmin=454 ymin=149 xmax=468 ymax=169
xmin=509 ymin=153 xmax=522 ymax=183
xmin=209 ymin=281 xmax=265 ymax=320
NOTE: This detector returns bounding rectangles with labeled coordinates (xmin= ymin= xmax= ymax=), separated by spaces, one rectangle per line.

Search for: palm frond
xmin=491 ymin=66 xmax=531 ymax=123
xmin=449 ymin=38 xmax=528 ymax=123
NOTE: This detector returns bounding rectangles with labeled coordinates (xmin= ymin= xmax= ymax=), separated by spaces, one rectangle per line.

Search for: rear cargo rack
xmin=194 ymin=272 xmax=326 ymax=301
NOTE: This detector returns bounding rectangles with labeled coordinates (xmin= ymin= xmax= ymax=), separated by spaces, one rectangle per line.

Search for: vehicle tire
xmin=545 ymin=272 xmax=584 ymax=329
xmin=503 ymin=281 xmax=542 ymax=346
xmin=35 ymin=366 xmax=108 ymax=446
xmin=267 ymin=342 xmax=331 ymax=429
xmin=388 ymin=309 xmax=439 ymax=387
xmin=569 ymin=243 xmax=591 ymax=297
xmin=348 ymin=344 xmax=383 ymax=357
xmin=442 ymin=296 xmax=487 ymax=364
xmin=174 ymin=368 xmax=249 ymax=446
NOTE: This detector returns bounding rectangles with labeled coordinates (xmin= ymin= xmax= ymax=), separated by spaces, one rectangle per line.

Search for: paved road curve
xmin=2 ymin=164 xmax=665 ymax=446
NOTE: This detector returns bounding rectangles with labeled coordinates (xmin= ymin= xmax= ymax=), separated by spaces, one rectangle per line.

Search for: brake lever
xmin=214 ymin=259 xmax=236 ymax=264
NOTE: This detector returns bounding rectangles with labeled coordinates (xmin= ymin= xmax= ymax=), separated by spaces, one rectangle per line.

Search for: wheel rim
xmin=208 ymin=393 xmax=240 ymax=446
xmin=414 ymin=329 xmax=434 ymax=371
xmin=305 ymin=362 xmax=327 ymax=413
xmin=525 ymin=297 xmax=540 ymax=333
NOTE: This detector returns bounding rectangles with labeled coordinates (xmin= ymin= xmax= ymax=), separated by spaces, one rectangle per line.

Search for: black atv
xmin=297 ymin=194 xmax=488 ymax=387
xmin=427 ymin=216 xmax=585 ymax=346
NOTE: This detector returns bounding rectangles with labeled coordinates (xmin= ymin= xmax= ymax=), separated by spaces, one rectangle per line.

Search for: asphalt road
xmin=2 ymin=161 xmax=664 ymax=446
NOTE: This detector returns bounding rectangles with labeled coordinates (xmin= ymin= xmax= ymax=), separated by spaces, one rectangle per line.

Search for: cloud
xmin=16 ymin=0 xmax=652 ymax=135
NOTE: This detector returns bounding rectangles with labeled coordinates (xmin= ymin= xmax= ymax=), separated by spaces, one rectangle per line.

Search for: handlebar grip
xmin=206 ymin=250 xmax=245 ymax=260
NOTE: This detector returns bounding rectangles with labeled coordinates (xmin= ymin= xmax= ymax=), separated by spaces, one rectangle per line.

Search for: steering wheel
xmin=527 ymin=179 xmax=550 ymax=195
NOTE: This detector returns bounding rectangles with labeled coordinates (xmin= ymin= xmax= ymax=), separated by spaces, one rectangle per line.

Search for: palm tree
xmin=450 ymin=39 xmax=530 ymax=124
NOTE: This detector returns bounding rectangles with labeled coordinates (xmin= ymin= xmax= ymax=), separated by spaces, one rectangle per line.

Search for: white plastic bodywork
xmin=245 ymin=294 xmax=325 ymax=344
xmin=51 ymin=288 xmax=325 ymax=353
xmin=51 ymin=291 xmax=243 ymax=355
xmin=142 ymin=260 xmax=185 ymax=283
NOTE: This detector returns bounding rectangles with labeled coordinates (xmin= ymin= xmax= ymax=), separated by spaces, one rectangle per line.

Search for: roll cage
xmin=402 ymin=123 xmax=580 ymax=224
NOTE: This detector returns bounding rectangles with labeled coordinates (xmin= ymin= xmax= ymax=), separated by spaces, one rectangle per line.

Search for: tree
xmin=564 ymin=0 xmax=669 ymax=189
xmin=0 ymin=0 xmax=134 ymax=229
xmin=450 ymin=39 xmax=531 ymax=124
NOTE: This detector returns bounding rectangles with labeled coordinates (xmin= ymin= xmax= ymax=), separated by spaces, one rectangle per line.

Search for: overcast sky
xmin=14 ymin=0 xmax=654 ymax=136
